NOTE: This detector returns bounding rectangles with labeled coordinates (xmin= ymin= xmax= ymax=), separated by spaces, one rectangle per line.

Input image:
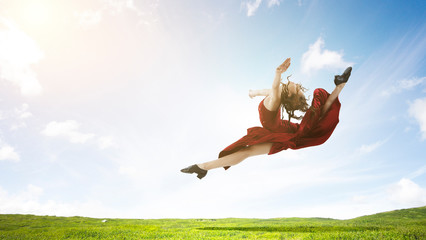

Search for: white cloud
xmin=408 ymin=165 xmax=426 ymax=179
xmin=0 ymin=19 xmax=43 ymax=96
xmin=23 ymin=184 xmax=44 ymax=199
xmin=41 ymin=120 xmax=115 ymax=149
xmin=287 ymin=179 xmax=426 ymax=219
xmin=351 ymin=195 xmax=368 ymax=204
xmin=0 ymin=103 xmax=33 ymax=130
xmin=11 ymin=103 xmax=32 ymax=130
xmin=301 ymin=37 xmax=353 ymax=75
xmin=41 ymin=120 xmax=95 ymax=144
xmin=15 ymin=103 xmax=32 ymax=119
xmin=0 ymin=144 xmax=20 ymax=162
xmin=74 ymin=10 xmax=102 ymax=27
xmin=399 ymin=77 xmax=425 ymax=89
xmin=103 ymin=0 xmax=139 ymax=15
xmin=118 ymin=165 xmax=139 ymax=178
xmin=0 ymin=184 xmax=120 ymax=218
xmin=381 ymin=77 xmax=425 ymax=97
xmin=75 ymin=0 xmax=158 ymax=27
xmin=268 ymin=0 xmax=280 ymax=7
xmin=408 ymin=97 xmax=426 ymax=139
xmin=97 ymin=136 xmax=114 ymax=149
xmin=244 ymin=0 xmax=282 ymax=16
xmin=246 ymin=0 xmax=262 ymax=17
xmin=388 ymin=178 xmax=426 ymax=206
xmin=280 ymin=177 xmax=426 ymax=219
xmin=358 ymin=139 xmax=386 ymax=154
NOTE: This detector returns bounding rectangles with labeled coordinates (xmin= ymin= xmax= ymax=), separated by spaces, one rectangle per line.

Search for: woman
xmin=181 ymin=58 xmax=352 ymax=179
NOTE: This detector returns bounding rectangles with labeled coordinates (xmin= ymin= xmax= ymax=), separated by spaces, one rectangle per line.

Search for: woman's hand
xmin=276 ymin=58 xmax=291 ymax=74
xmin=249 ymin=90 xmax=255 ymax=99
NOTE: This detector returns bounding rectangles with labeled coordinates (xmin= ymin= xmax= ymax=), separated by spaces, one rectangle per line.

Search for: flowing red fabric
xmin=219 ymin=88 xmax=341 ymax=170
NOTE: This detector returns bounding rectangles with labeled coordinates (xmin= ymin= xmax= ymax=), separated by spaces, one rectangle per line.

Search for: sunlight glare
xmin=22 ymin=2 xmax=50 ymax=26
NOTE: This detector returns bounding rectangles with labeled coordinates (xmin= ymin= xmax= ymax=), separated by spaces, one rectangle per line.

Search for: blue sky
xmin=0 ymin=0 xmax=425 ymax=219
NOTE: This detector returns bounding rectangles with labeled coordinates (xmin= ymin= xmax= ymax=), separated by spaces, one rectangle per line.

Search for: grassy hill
xmin=0 ymin=206 xmax=425 ymax=239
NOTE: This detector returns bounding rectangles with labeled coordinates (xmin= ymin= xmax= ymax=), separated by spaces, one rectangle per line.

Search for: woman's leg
xmin=197 ymin=143 xmax=273 ymax=170
xmin=321 ymin=83 xmax=345 ymax=116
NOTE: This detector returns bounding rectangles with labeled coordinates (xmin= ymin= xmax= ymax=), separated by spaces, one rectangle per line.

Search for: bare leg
xmin=321 ymin=83 xmax=345 ymax=116
xmin=197 ymin=143 xmax=273 ymax=170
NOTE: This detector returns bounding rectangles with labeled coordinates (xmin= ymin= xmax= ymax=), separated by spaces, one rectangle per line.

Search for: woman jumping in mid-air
xmin=181 ymin=58 xmax=352 ymax=179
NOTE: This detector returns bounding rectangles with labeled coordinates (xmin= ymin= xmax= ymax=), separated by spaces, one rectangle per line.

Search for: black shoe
xmin=334 ymin=67 xmax=352 ymax=86
xmin=180 ymin=164 xmax=207 ymax=179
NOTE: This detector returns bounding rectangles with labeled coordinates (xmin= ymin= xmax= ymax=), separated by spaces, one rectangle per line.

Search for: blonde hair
xmin=280 ymin=75 xmax=309 ymax=121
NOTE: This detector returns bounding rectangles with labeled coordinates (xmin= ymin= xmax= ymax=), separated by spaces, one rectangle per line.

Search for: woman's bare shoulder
xmin=263 ymin=91 xmax=281 ymax=111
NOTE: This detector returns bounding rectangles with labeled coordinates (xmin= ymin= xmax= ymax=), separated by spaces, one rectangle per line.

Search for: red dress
xmin=219 ymin=88 xmax=341 ymax=170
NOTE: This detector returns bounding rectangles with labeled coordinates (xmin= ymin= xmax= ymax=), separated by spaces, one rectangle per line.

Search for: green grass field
xmin=1 ymin=206 xmax=425 ymax=239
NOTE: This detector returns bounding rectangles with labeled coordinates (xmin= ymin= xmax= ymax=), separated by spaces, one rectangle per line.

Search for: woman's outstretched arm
xmin=263 ymin=58 xmax=291 ymax=111
xmin=249 ymin=89 xmax=271 ymax=98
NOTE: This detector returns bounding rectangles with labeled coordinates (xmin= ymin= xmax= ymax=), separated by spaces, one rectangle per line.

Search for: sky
xmin=0 ymin=0 xmax=425 ymax=220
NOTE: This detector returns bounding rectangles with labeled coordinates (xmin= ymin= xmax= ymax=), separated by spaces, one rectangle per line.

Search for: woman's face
xmin=287 ymin=81 xmax=304 ymax=99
